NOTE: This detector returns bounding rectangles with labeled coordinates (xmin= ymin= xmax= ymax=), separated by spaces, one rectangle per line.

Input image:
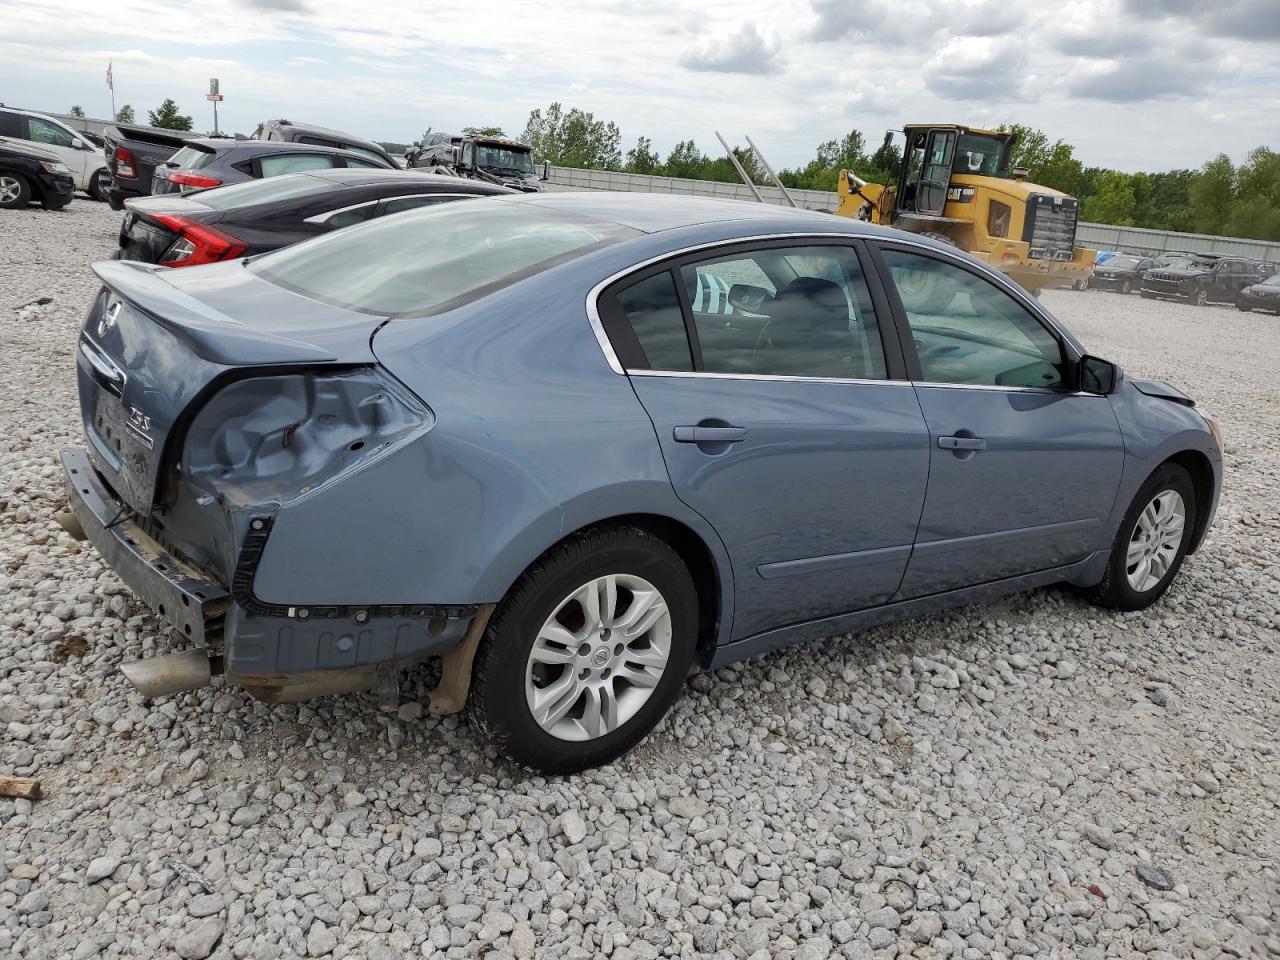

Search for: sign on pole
xmin=208 ymin=78 xmax=222 ymax=134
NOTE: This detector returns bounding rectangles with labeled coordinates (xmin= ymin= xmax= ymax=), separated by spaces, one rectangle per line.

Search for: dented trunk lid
xmin=78 ymin=259 xmax=386 ymax=515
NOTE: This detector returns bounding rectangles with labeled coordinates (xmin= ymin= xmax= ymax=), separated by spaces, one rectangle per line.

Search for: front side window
xmin=258 ymin=154 xmax=335 ymax=178
xmin=681 ymin=245 xmax=887 ymax=380
xmin=28 ymin=117 xmax=75 ymax=148
xmin=882 ymin=249 xmax=1066 ymax=389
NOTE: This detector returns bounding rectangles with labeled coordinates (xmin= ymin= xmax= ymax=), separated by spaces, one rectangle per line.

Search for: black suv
xmin=251 ymin=119 xmax=398 ymax=168
xmin=1140 ymin=255 xmax=1273 ymax=307
xmin=0 ymin=137 xmax=75 ymax=209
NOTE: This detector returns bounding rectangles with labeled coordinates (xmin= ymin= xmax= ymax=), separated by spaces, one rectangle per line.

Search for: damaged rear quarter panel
xmin=249 ymin=264 xmax=732 ymax=615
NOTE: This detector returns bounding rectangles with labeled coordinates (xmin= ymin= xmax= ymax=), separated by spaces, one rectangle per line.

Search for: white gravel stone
xmin=2 ymin=202 xmax=1277 ymax=960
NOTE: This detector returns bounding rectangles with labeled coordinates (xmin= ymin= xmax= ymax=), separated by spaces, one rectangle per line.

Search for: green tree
xmin=147 ymin=98 xmax=193 ymax=131
xmin=462 ymin=126 xmax=506 ymax=137
xmin=1188 ymin=154 xmax=1236 ymax=236
xmin=521 ymin=103 xmax=621 ymax=170
xmin=624 ymin=136 xmax=661 ymax=175
xmin=663 ymin=140 xmax=708 ymax=180
xmin=1225 ymin=147 xmax=1280 ymax=241
xmin=1002 ymin=124 xmax=1084 ymax=196
xmin=1082 ymin=170 xmax=1137 ymax=225
xmin=114 ymin=104 xmax=136 ymax=124
xmin=68 ymin=105 xmax=86 ymax=118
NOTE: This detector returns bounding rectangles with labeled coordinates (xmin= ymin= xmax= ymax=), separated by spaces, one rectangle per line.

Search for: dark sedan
xmin=1237 ymin=273 xmax=1280 ymax=314
xmin=1087 ymin=253 xmax=1155 ymax=294
xmin=152 ymin=139 xmax=397 ymax=196
xmin=118 ymin=169 xmax=512 ymax=266
xmin=0 ymin=137 xmax=75 ymax=209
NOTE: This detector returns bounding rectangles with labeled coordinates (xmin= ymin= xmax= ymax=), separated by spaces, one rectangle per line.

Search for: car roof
xmin=265 ymin=119 xmax=387 ymax=151
xmin=510 ymin=191 xmax=848 ymax=235
xmin=305 ymin=168 xmax=512 ymax=192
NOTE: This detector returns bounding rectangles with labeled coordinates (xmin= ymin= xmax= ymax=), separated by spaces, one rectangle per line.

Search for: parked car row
xmin=0 ymin=104 xmax=109 ymax=201
xmin=1140 ymin=254 xmax=1275 ymax=306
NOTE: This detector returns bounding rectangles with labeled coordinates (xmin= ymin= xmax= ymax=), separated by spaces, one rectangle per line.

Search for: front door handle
xmin=938 ymin=435 xmax=986 ymax=451
xmin=674 ymin=425 xmax=747 ymax=444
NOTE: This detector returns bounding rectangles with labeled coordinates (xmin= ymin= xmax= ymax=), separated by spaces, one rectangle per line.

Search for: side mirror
xmin=540 ymin=160 xmax=550 ymax=181
xmin=76 ymin=138 xmax=93 ymax=150
xmin=727 ymin=283 xmax=771 ymax=314
xmin=1079 ymin=355 xmax=1120 ymax=395
xmin=452 ymin=146 xmax=463 ymax=168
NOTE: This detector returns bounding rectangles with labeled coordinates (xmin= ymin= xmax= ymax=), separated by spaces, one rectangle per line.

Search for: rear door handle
xmin=674 ymin=425 xmax=747 ymax=443
xmin=938 ymin=435 xmax=986 ymax=451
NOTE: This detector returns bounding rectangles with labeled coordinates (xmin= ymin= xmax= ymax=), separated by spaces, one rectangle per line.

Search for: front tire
xmin=469 ymin=526 xmax=699 ymax=773
xmin=1191 ymin=287 xmax=1208 ymax=307
xmin=1121 ymin=279 xmax=1132 ymax=295
xmin=0 ymin=173 xmax=31 ymax=209
xmin=1085 ymin=463 xmax=1197 ymax=611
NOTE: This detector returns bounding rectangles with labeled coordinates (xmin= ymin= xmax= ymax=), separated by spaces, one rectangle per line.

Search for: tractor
xmin=838 ymin=125 xmax=1095 ymax=295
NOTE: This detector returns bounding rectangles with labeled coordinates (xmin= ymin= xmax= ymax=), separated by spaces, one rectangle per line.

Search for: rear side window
xmin=613 ymin=273 xmax=693 ymax=371
xmin=191 ymin=173 xmax=338 ymax=211
xmin=258 ymin=154 xmax=335 ymax=177
xmin=251 ymin=201 xmax=638 ymax=317
xmin=0 ymin=111 xmax=26 ymax=137
xmin=170 ymin=146 xmax=215 ymax=171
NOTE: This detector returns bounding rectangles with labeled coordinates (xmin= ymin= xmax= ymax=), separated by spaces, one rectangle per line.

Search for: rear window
xmin=250 ymin=201 xmax=638 ymax=317
xmin=169 ymin=145 xmax=215 ymax=171
xmin=188 ymin=173 xmax=338 ymax=211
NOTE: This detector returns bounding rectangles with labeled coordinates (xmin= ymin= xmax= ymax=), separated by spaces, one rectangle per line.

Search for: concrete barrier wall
xmin=546 ymin=165 xmax=1280 ymax=262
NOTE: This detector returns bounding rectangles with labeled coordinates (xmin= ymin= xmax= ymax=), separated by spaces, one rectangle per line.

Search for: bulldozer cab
xmin=896 ymin=125 xmax=1013 ymax=219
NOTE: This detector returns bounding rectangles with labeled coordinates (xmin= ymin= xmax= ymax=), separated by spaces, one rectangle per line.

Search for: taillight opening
xmin=150 ymin=214 xmax=248 ymax=268
xmin=167 ymin=171 xmax=223 ymax=190
xmin=114 ymin=146 xmax=136 ymax=180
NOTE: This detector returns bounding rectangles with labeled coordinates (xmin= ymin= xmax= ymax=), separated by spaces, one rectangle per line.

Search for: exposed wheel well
xmin=530 ymin=514 xmax=723 ymax=667
xmin=1164 ymin=449 xmax=1215 ymax=553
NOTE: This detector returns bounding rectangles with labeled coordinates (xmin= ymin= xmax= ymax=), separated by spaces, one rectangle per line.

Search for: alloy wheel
xmin=525 ymin=574 xmax=671 ymax=742
xmin=1194 ymin=288 xmax=1208 ymax=306
xmin=1126 ymin=490 xmax=1186 ymax=592
xmin=0 ymin=177 xmax=21 ymax=204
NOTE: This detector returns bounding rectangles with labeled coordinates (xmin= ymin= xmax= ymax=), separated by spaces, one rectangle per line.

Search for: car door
xmin=598 ymin=240 xmax=931 ymax=641
xmin=872 ymin=243 xmax=1126 ymax=597
xmin=916 ymin=129 xmax=957 ymax=216
xmin=23 ymin=115 xmax=90 ymax=187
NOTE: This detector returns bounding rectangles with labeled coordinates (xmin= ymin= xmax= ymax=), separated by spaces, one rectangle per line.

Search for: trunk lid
xmin=118 ymin=196 xmax=218 ymax=263
xmin=78 ymin=259 xmax=385 ymax=515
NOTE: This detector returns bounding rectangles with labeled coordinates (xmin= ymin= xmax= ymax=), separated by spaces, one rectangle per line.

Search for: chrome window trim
xmin=303 ymin=193 xmax=473 ymax=225
xmin=584 ymin=228 xmax=1083 ymax=386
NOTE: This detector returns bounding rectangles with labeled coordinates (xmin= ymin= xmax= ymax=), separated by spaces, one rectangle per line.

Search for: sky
xmin=3 ymin=0 xmax=1279 ymax=174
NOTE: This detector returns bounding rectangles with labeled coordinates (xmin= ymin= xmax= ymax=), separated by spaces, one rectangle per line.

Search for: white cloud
xmin=678 ymin=21 xmax=783 ymax=75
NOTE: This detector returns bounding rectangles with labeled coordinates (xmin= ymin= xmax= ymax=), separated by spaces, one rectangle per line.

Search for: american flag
xmin=106 ymin=61 xmax=113 ymax=90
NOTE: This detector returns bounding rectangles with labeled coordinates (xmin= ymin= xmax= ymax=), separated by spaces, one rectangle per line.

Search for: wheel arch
xmin=501 ymin=511 xmax=729 ymax=668
xmin=1163 ymin=449 xmax=1216 ymax=553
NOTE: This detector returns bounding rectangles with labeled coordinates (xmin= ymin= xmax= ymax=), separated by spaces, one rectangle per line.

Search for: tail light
xmin=181 ymin=368 xmax=434 ymax=506
xmin=167 ymin=171 xmax=223 ymax=190
xmin=113 ymin=146 xmax=136 ymax=179
xmin=150 ymin=214 xmax=248 ymax=267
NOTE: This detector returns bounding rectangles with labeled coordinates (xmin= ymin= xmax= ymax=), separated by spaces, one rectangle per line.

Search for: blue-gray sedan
xmin=61 ymin=192 xmax=1223 ymax=772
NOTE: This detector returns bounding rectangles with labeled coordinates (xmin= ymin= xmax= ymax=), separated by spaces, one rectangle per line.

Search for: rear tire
xmin=0 ymin=173 xmax=31 ymax=209
xmin=1084 ymin=463 xmax=1197 ymax=611
xmin=1120 ymin=279 xmax=1132 ymax=295
xmin=469 ymin=525 xmax=699 ymax=773
xmin=89 ymin=169 xmax=109 ymax=202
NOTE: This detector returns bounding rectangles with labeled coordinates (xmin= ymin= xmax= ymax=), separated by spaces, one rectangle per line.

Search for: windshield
xmin=169 ymin=145 xmax=215 ymax=171
xmin=1164 ymin=257 xmax=1213 ymax=270
xmin=186 ymin=173 xmax=338 ymax=211
xmin=952 ymin=133 xmax=1006 ymax=176
xmin=476 ymin=144 xmax=534 ymax=175
xmin=1106 ymin=255 xmax=1140 ymax=268
xmin=1262 ymin=273 xmax=1280 ymax=286
xmin=250 ymin=200 xmax=638 ymax=317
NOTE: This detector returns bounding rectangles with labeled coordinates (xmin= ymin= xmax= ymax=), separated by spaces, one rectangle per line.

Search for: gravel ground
xmin=2 ymin=200 xmax=1278 ymax=960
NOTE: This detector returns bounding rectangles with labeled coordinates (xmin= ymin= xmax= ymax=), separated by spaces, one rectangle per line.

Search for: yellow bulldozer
xmin=837 ymin=125 xmax=1095 ymax=294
